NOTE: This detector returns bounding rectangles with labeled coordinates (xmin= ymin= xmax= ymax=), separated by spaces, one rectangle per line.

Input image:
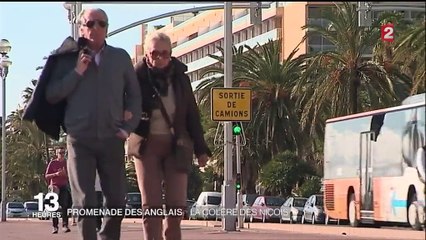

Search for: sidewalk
xmin=0 ymin=219 xmax=295 ymax=240
xmin=1 ymin=218 xmax=422 ymax=240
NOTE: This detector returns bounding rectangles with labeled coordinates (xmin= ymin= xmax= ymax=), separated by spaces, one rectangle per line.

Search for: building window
xmin=262 ymin=20 xmax=268 ymax=34
xmin=247 ymin=26 xmax=253 ymax=39
xmin=233 ymin=32 xmax=240 ymax=44
xmin=411 ymin=11 xmax=425 ymax=20
xmin=267 ymin=18 xmax=275 ymax=31
xmin=241 ymin=29 xmax=247 ymax=41
xmin=254 ymin=24 xmax=262 ymax=36
xmin=307 ymin=5 xmax=333 ymax=27
xmin=215 ymin=41 xmax=221 ymax=51
xmin=193 ymin=51 xmax=198 ymax=61
xmin=198 ymin=48 xmax=204 ymax=59
xmin=308 ymin=32 xmax=322 ymax=45
xmin=188 ymin=32 xmax=198 ymax=41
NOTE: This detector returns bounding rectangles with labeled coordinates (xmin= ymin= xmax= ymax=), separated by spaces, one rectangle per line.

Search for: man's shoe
xmin=71 ymin=222 xmax=77 ymax=226
xmin=52 ymin=228 xmax=58 ymax=234
xmin=63 ymin=226 xmax=71 ymax=233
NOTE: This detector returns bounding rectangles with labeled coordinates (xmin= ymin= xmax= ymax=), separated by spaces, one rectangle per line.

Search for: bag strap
xmin=146 ymin=69 xmax=175 ymax=136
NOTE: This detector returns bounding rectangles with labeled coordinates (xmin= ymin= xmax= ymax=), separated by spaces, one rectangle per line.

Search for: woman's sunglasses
xmin=83 ymin=20 xmax=108 ymax=29
xmin=150 ymin=50 xmax=171 ymax=59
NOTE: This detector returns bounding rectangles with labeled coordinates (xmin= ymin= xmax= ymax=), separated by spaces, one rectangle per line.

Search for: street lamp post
xmin=63 ymin=2 xmax=83 ymax=40
xmin=0 ymin=38 xmax=12 ymax=222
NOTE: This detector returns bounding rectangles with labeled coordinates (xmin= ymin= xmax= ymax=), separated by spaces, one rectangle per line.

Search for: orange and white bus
xmin=323 ymin=94 xmax=425 ymax=230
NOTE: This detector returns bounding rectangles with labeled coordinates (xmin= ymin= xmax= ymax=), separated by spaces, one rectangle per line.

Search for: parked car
xmin=6 ymin=202 xmax=26 ymax=218
xmin=24 ymin=201 xmax=39 ymax=218
xmin=250 ymin=196 xmax=285 ymax=223
xmin=183 ymin=199 xmax=196 ymax=219
xmin=242 ymin=193 xmax=259 ymax=221
xmin=189 ymin=191 xmax=221 ymax=220
xmin=280 ymin=197 xmax=307 ymax=223
xmin=301 ymin=194 xmax=326 ymax=224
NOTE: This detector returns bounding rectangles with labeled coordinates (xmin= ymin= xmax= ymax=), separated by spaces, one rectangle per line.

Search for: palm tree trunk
xmin=352 ymin=71 xmax=361 ymax=113
xmin=243 ymin=159 xmax=257 ymax=194
xmin=44 ymin=134 xmax=50 ymax=161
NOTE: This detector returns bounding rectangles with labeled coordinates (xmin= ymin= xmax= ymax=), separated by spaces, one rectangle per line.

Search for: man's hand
xmin=124 ymin=110 xmax=133 ymax=121
xmin=57 ymin=168 xmax=66 ymax=177
xmin=74 ymin=50 xmax=92 ymax=76
xmin=197 ymin=154 xmax=209 ymax=168
xmin=116 ymin=128 xmax=129 ymax=140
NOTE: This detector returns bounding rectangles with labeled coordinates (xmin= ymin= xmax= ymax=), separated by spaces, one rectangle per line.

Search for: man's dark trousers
xmin=52 ymin=186 xmax=71 ymax=228
xmin=67 ymin=135 xmax=126 ymax=240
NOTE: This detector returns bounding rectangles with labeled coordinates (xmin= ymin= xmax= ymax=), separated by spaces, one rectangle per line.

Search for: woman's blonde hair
xmin=143 ymin=32 xmax=172 ymax=54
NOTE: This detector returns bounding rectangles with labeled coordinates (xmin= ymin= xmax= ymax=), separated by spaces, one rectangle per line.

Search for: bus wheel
xmin=348 ymin=193 xmax=359 ymax=227
xmin=408 ymin=200 xmax=423 ymax=230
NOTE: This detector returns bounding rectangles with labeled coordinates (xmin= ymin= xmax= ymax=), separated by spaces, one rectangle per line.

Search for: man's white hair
xmin=77 ymin=8 xmax=109 ymax=25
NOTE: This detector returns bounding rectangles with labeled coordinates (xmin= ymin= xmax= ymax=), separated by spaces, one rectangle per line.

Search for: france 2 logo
xmin=381 ymin=23 xmax=394 ymax=42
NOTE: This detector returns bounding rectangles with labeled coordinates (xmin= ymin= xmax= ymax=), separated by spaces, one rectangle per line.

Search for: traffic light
xmin=236 ymin=173 xmax=241 ymax=191
xmin=232 ymin=122 xmax=242 ymax=136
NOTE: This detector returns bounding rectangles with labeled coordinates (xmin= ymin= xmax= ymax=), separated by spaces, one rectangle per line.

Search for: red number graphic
xmin=381 ymin=24 xmax=394 ymax=42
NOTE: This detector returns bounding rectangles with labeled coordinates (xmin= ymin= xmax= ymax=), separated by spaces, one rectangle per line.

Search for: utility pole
xmin=74 ymin=2 xmax=83 ymax=40
xmin=222 ymin=1 xmax=236 ymax=231
xmin=357 ymin=2 xmax=372 ymax=27
xmin=235 ymin=134 xmax=243 ymax=229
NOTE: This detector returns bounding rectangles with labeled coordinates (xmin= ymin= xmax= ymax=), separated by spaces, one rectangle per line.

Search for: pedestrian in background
xmin=45 ymin=146 xmax=71 ymax=234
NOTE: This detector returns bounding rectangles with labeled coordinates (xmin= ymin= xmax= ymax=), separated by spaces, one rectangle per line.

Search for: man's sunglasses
xmin=83 ymin=20 xmax=108 ymax=29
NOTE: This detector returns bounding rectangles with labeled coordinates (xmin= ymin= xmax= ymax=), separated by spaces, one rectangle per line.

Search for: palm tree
xmin=372 ymin=12 xmax=420 ymax=99
xmin=196 ymin=40 xmax=307 ymax=192
xmin=4 ymin=109 xmax=49 ymax=199
xmin=198 ymin=40 xmax=306 ymax=154
xmin=22 ymin=79 xmax=38 ymax=105
xmin=295 ymin=2 xmax=409 ymax=137
xmin=393 ymin=20 xmax=425 ymax=94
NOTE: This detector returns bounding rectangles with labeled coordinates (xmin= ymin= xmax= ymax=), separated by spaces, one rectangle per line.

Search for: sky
xmin=0 ymin=2 xmax=213 ymax=117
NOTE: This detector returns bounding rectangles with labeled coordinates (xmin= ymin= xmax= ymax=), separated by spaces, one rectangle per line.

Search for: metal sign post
xmin=236 ymin=134 xmax=243 ymax=229
xmin=222 ymin=1 xmax=236 ymax=231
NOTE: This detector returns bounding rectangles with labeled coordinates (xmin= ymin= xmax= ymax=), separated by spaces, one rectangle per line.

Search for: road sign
xmin=211 ymin=88 xmax=252 ymax=122
xmin=381 ymin=23 xmax=394 ymax=42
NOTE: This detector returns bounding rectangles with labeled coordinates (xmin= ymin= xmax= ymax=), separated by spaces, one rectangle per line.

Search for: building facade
xmin=132 ymin=2 xmax=425 ymax=89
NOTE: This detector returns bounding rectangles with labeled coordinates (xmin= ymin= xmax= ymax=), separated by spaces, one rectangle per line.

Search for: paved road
xmin=0 ymin=218 xmax=424 ymax=240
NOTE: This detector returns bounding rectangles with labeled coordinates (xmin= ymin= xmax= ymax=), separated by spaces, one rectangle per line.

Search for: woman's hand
xmin=197 ymin=154 xmax=209 ymax=168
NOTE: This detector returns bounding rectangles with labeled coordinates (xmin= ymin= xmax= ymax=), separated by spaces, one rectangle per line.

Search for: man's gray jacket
xmin=23 ymin=36 xmax=141 ymax=139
